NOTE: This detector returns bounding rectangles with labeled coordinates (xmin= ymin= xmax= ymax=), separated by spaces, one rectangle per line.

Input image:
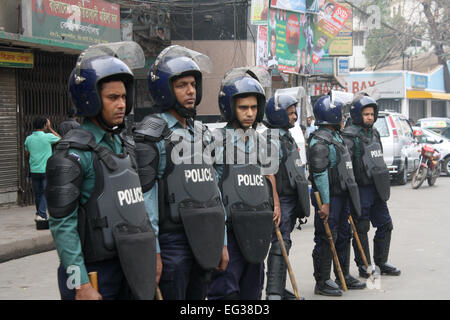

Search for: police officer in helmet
xmin=307 ymin=93 xmax=366 ymax=296
xmin=264 ymin=93 xmax=310 ymax=300
xmin=133 ymin=45 xmax=228 ymax=300
xmin=207 ymin=67 xmax=280 ymax=300
xmin=46 ymin=42 xmax=157 ymax=300
xmin=342 ymin=93 xmax=401 ymax=277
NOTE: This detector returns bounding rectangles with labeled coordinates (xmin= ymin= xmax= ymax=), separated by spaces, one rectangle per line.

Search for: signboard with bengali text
xmin=0 ymin=50 xmax=34 ymax=68
xmin=31 ymin=0 xmax=121 ymax=45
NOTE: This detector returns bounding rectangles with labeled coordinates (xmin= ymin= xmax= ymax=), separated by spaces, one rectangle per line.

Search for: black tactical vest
xmin=219 ymin=130 xmax=274 ymax=264
xmin=64 ymin=131 xmax=153 ymax=263
xmin=309 ymin=129 xmax=361 ymax=217
xmin=342 ymin=126 xmax=390 ymax=201
xmin=275 ymin=131 xmax=310 ymax=218
xmin=49 ymin=129 xmax=157 ymax=299
xmin=159 ymin=120 xmax=225 ymax=270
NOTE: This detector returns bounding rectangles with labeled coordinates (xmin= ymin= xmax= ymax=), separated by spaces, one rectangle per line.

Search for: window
xmin=374 ymin=116 xmax=390 ymax=137
xmin=400 ymin=119 xmax=413 ymax=138
xmin=353 ymin=31 xmax=365 ymax=46
xmin=410 ymin=39 xmax=422 ymax=47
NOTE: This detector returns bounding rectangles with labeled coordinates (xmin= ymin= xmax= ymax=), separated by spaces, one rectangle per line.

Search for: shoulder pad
xmin=310 ymin=128 xmax=333 ymax=144
xmin=134 ymin=115 xmax=168 ymax=142
xmin=56 ymin=128 xmax=95 ymax=151
xmin=372 ymin=127 xmax=381 ymax=140
xmin=308 ymin=141 xmax=330 ymax=173
xmin=342 ymin=125 xmax=360 ymax=138
xmin=46 ymin=151 xmax=83 ymax=219
xmin=119 ymin=131 xmax=136 ymax=148
xmin=135 ymin=140 xmax=159 ymax=193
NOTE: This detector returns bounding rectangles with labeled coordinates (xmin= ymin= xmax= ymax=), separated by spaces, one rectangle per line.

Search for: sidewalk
xmin=0 ymin=205 xmax=55 ymax=263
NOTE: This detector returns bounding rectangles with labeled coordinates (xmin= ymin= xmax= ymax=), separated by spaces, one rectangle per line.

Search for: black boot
xmin=374 ymin=222 xmax=401 ymax=276
xmin=335 ymin=240 xmax=366 ymax=290
xmin=266 ymin=241 xmax=290 ymax=300
xmin=352 ymin=218 xmax=372 ymax=277
xmin=313 ymin=232 xmax=343 ymax=297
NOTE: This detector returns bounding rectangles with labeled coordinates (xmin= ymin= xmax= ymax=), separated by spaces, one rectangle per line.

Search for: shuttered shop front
xmin=0 ymin=68 xmax=19 ymax=196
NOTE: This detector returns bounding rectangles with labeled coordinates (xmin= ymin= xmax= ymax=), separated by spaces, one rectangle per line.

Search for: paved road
xmin=1 ymin=177 xmax=449 ymax=300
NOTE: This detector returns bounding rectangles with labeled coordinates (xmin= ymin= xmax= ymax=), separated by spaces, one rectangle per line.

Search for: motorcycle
xmin=411 ymin=144 xmax=441 ymax=189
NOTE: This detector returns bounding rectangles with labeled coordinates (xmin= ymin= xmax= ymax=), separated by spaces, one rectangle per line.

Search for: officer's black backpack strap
xmin=308 ymin=131 xmax=331 ymax=174
xmin=45 ymin=129 xmax=90 ymax=219
xmin=133 ymin=115 xmax=169 ymax=193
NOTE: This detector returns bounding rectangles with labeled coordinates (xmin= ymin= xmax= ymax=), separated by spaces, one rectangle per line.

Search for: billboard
xmin=325 ymin=2 xmax=353 ymax=56
xmin=256 ymin=25 xmax=269 ymax=69
xmin=251 ymin=0 xmax=270 ymax=25
xmin=270 ymin=0 xmax=318 ymax=13
xmin=31 ymin=0 xmax=121 ymax=45
xmin=312 ymin=0 xmax=351 ymax=64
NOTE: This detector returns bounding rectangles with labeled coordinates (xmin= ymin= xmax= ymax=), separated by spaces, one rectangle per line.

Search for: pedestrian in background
xmin=57 ymin=108 xmax=80 ymax=137
xmin=24 ymin=117 xmax=61 ymax=224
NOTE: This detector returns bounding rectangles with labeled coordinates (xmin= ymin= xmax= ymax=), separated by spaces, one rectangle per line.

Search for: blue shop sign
xmin=412 ymin=74 xmax=428 ymax=89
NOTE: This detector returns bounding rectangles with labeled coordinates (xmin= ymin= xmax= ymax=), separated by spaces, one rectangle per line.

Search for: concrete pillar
xmin=402 ymin=98 xmax=409 ymax=118
xmin=426 ymin=99 xmax=432 ymax=117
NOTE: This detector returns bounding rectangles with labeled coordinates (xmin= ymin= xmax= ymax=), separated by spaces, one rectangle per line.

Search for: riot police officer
xmin=133 ymin=45 xmax=228 ymax=300
xmin=264 ymin=93 xmax=310 ymax=300
xmin=46 ymin=42 xmax=157 ymax=300
xmin=207 ymin=68 xmax=280 ymax=300
xmin=342 ymin=93 xmax=401 ymax=277
xmin=307 ymin=94 xmax=366 ymax=296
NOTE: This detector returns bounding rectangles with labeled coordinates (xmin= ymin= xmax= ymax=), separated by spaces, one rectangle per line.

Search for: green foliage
xmin=363 ymin=14 xmax=407 ymax=67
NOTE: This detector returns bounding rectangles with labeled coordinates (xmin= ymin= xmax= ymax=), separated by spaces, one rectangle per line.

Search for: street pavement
xmin=0 ymin=176 xmax=449 ymax=300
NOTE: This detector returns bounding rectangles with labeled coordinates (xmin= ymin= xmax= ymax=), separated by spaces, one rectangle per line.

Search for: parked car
xmin=415 ymin=117 xmax=450 ymax=137
xmin=372 ymin=110 xmax=420 ymax=185
xmin=413 ymin=126 xmax=450 ymax=176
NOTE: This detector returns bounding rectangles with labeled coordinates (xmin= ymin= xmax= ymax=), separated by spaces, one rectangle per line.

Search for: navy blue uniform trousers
xmin=158 ymin=232 xmax=210 ymax=300
xmin=357 ymin=184 xmax=392 ymax=229
xmin=208 ymin=230 xmax=264 ymax=300
xmin=57 ymin=258 xmax=130 ymax=300
xmin=311 ymin=192 xmax=352 ymax=277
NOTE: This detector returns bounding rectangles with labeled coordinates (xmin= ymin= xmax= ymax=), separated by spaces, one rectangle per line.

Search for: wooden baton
xmin=314 ymin=192 xmax=347 ymax=291
xmin=88 ymin=271 xmax=98 ymax=292
xmin=274 ymin=224 xmax=301 ymax=300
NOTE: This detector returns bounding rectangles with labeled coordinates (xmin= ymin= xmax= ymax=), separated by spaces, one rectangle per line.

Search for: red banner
xmin=32 ymin=0 xmax=120 ymax=29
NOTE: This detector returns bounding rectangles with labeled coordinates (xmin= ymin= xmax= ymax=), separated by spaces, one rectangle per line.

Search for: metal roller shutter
xmin=0 ymin=68 xmax=19 ymax=193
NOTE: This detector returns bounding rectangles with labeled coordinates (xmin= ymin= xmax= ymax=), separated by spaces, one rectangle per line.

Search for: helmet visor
xmin=75 ymin=41 xmax=145 ymax=82
xmin=154 ymin=45 xmax=212 ymax=74
xmin=222 ymin=66 xmax=271 ymax=88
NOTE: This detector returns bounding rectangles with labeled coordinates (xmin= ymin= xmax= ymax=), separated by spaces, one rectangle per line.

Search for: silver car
xmin=373 ymin=111 xmax=420 ymax=185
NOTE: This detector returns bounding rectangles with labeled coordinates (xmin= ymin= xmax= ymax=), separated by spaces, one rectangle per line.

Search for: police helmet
xmin=313 ymin=93 xmax=344 ymax=126
xmin=68 ymin=55 xmax=134 ymax=117
xmin=265 ymin=93 xmax=298 ymax=128
xmin=218 ymin=68 xmax=267 ymax=123
xmin=350 ymin=93 xmax=379 ymax=125
xmin=148 ymin=45 xmax=210 ymax=112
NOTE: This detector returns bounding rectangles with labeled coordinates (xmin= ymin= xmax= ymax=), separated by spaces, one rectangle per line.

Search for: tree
xmin=344 ymin=0 xmax=449 ymax=92
xmin=421 ymin=0 xmax=450 ymax=92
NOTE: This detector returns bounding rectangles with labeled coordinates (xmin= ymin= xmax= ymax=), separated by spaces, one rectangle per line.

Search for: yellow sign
xmin=0 ymin=50 xmax=34 ymax=68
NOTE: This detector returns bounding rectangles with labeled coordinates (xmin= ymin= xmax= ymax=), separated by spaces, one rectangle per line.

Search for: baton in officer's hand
xmin=274 ymin=224 xmax=302 ymax=300
xmin=88 ymin=271 xmax=98 ymax=292
xmin=314 ymin=192 xmax=347 ymax=291
xmin=348 ymin=215 xmax=375 ymax=283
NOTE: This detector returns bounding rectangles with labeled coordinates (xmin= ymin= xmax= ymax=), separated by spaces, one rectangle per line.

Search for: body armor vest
xmin=310 ymin=129 xmax=361 ymax=217
xmin=219 ymin=130 xmax=273 ymax=264
xmin=52 ymin=129 xmax=156 ymax=299
xmin=342 ymin=126 xmax=390 ymax=201
xmin=275 ymin=131 xmax=310 ymax=218
xmin=159 ymin=120 xmax=225 ymax=270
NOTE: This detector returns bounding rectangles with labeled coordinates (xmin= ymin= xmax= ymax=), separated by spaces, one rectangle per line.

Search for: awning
xmin=407 ymin=90 xmax=450 ymax=100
